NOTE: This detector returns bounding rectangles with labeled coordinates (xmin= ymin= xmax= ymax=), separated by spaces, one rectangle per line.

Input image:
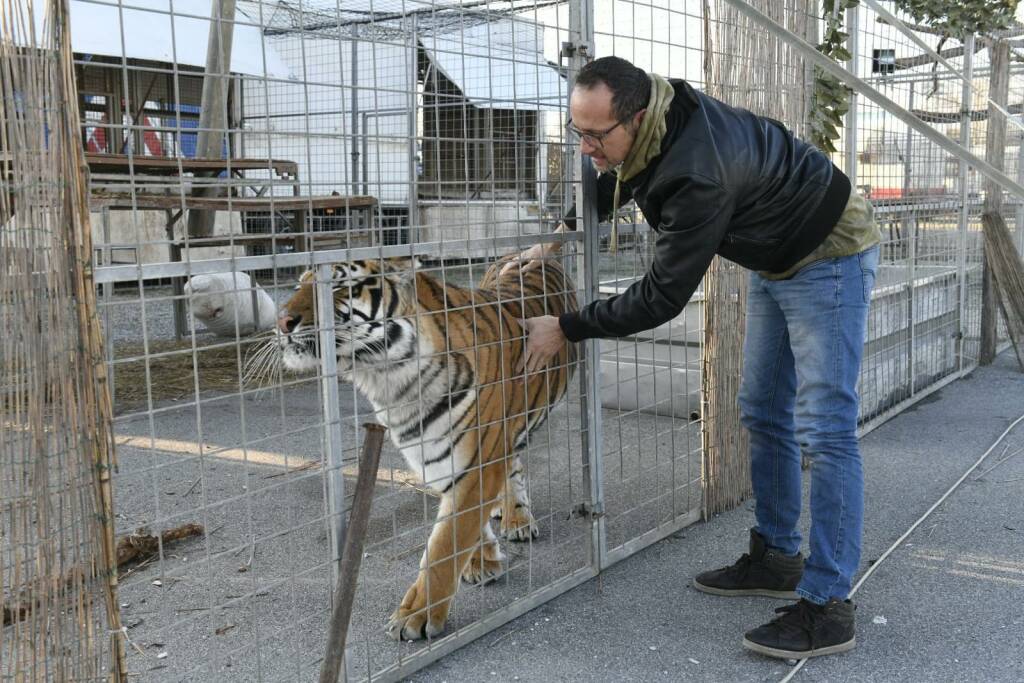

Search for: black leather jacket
xmin=559 ymin=79 xmax=851 ymax=342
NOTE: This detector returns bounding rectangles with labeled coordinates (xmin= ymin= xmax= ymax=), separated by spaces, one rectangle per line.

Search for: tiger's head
xmin=275 ymin=258 xmax=420 ymax=375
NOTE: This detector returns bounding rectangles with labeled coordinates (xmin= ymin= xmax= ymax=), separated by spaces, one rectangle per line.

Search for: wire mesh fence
xmin=840 ymin=2 xmax=1022 ymax=429
xmin=4 ymin=0 xmax=1024 ymax=681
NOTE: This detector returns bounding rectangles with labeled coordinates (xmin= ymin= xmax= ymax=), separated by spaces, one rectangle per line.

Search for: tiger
xmin=259 ymin=251 xmax=577 ymax=641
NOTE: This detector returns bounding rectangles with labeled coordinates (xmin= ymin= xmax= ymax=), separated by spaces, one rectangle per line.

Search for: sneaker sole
xmin=742 ymin=636 xmax=856 ymax=659
xmin=693 ymin=581 xmax=798 ymax=599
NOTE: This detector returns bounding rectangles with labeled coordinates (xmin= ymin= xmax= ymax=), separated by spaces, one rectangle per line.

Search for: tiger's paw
xmin=496 ymin=506 xmax=539 ymax=542
xmin=385 ymin=606 xmax=446 ymax=642
xmin=461 ymin=547 xmax=505 ymax=585
xmin=385 ymin=579 xmax=451 ymax=641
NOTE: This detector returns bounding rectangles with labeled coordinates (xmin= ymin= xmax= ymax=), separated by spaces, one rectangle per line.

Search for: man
xmin=514 ymin=56 xmax=880 ymax=659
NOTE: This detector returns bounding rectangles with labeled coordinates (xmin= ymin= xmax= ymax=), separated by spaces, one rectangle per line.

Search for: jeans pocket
xmin=859 ymin=246 xmax=879 ymax=304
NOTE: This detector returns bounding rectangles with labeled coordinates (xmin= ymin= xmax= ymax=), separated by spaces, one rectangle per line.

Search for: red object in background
xmin=85 ymin=117 xmax=107 ymax=153
xmin=85 ymin=113 xmax=163 ymax=156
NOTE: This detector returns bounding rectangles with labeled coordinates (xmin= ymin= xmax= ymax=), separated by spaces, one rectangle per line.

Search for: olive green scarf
xmin=609 ymin=73 xmax=675 ymax=252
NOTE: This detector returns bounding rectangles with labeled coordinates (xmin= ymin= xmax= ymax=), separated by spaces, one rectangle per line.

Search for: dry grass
xmin=111 ymin=338 xmax=266 ymax=407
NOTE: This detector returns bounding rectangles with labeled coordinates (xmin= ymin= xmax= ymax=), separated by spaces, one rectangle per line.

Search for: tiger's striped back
xmin=274 ymin=252 xmax=578 ymax=490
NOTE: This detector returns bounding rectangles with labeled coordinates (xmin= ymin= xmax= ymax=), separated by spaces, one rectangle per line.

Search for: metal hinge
xmin=570 ymin=501 xmax=604 ymax=520
xmin=561 ymin=41 xmax=593 ymax=60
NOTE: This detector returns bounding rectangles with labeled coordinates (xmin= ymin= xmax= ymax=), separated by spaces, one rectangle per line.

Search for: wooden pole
xmin=318 ymin=424 xmax=386 ymax=683
xmin=982 ymin=213 xmax=1024 ymax=371
xmin=54 ymin=0 xmax=128 ymax=677
xmin=980 ymin=39 xmax=1010 ymax=364
xmin=186 ymin=0 xmax=236 ymax=238
xmin=701 ymin=259 xmax=750 ymax=516
xmin=698 ymin=0 xmax=818 ymax=516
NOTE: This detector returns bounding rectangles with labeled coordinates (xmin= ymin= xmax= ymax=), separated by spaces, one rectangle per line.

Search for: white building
xmin=240 ymin=3 xmax=568 ymax=255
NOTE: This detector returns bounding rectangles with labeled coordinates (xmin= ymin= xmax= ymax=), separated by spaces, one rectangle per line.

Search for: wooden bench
xmin=89 ymin=162 xmax=379 ymax=337
xmin=84 ymin=153 xmax=300 ymax=177
xmin=91 ymin=192 xmax=379 ymax=253
xmin=93 ymin=192 xmax=379 ymax=338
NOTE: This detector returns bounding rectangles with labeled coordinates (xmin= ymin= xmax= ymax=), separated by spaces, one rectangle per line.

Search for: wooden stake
xmin=318 ymin=423 xmax=387 ymax=683
xmin=981 ymin=40 xmax=1011 ymax=365
xmin=982 ymin=212 xmax=1024 ymax=372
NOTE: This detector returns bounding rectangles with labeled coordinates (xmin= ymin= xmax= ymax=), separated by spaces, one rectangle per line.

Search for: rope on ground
xmin=780 ymin=409 xmax=1024 ymax=682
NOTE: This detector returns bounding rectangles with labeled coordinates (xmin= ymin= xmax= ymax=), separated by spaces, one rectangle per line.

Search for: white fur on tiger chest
xmin=389 ymin=388 xmax=478 ymax=493
xmin=351 ymin=339 xmax=478 ymax=493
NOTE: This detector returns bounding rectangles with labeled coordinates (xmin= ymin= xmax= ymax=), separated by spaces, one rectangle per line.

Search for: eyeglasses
xmin=565 ymin=117 xmax=625 ymax=149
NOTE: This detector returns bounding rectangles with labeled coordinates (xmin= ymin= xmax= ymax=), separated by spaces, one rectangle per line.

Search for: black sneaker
xmin=743 ymin=598 xmax=856 ymax=659
xmin=693 ymin=529 xmax=803 ymax=599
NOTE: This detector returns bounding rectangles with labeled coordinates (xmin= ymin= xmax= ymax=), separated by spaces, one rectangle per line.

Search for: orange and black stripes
xmin=273 ymin=251 xmax=578 ymax=641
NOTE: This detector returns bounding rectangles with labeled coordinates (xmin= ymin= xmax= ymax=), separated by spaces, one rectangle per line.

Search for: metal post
xmin=957 ymin=34 xmax=975 ymax=371
xmin=579 ymin=159 xmax=607 ymax=570
xmin=351 ymin=34 xmax=360 ymax=193
xmin=567 ymin=0 xmax=605 ymax=571
xmin=844 ymin=3 xmax=859 ymax=185
xmin=903 ymin=83 xmax=915 ymax=198
xmin=904 ymin=83 xmax=917 ymax=396
xmin=316 ymin=264 xmax=346 ymax=589
xmin=1016 ymin=126 xmax=1024 ymax=257
xmin=170 ymin=235 xmax=186 ymax=339
xmin=362 ymin=112 xmax=369 ymax=197
xmin=907 ymin=211 xmax=917 ymax=396
xmin=407 ymin=15 xmax=419 ymax=241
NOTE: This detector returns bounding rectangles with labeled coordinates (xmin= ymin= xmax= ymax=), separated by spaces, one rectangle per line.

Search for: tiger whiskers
xmin=242 ymin=334 xmax=284 ymax=395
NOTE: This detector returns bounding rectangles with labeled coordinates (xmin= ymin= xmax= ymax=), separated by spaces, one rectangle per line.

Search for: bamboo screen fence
xmin=1 ymin=0 xmax=125 ymax=679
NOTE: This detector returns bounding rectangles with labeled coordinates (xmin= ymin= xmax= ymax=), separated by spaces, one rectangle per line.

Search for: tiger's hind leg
xmin=461 ymin=520 xmax=505 ymax=585
xmin=490 ymin=455 xmax=539 ymax=542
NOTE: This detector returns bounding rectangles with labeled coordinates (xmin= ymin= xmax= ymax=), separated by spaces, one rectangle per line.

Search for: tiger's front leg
xmin=386 ymin=467 xmax=503 ymax=641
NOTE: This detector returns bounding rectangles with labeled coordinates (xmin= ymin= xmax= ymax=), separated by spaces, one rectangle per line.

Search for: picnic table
xmin=86 ymin=153 xmax=379 ymax=337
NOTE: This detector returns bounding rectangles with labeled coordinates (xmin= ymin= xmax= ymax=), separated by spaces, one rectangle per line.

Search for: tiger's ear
xmin=382 ymin=256 xmax=423 ymax=274
xmin=381 ymin=256 xmax=425 ymax=289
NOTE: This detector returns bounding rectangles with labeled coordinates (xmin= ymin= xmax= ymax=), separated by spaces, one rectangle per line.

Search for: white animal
xmin=184 ymin=272 xmax=277 ymax=337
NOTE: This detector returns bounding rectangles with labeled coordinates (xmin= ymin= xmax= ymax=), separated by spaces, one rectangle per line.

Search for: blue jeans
xmin=738 ymin=245 xmax=879 ymax=604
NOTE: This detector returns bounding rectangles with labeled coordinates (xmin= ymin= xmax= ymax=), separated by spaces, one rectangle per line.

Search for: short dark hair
xmin=574 ymin=56 xmax=651 ymax=123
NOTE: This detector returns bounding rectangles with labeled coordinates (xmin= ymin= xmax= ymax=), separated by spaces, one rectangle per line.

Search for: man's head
xmin=569 ymin=56 xmax=650 ymax=171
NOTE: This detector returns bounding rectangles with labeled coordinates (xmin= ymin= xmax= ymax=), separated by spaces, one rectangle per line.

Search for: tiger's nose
xmin=277 ymin=313 xmax=301 ymax=334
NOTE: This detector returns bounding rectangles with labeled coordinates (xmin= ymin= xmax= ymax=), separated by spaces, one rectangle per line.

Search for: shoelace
xmin=770 ymin=600 xmax=821 ymax=639
xmin=723 ymin=553 xmax=754 ymax=581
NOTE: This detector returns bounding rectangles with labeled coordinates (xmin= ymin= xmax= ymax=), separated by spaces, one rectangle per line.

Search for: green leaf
xmin=891 ymin=0 xmax=1019 ymax=35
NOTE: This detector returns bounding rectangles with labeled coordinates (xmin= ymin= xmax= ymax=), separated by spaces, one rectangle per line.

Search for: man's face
xmin=569 ymin=82 xmax=642 ymax=172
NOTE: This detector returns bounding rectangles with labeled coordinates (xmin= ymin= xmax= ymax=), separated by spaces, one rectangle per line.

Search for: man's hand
xmin=499 ymin=242 xmax=557 ymax=278
xmin=520 ymin=315 xmax=567 ymax=375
